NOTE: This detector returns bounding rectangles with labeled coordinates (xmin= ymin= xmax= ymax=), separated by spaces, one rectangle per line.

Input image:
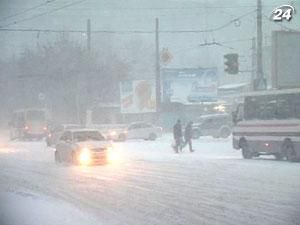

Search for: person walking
xmin=184 ymin=121 xmax=194 ymax=152
xmin=173 ymin=119 xmax=183 ymax=153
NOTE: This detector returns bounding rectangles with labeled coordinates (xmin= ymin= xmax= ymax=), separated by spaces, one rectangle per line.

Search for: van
xmin=10 ymin=108 xmax=49 ymax=140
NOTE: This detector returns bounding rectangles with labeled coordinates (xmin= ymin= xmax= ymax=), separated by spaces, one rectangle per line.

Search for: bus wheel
xmin=71 ymin=151 xmax=78 ymax=165
xmin=118 ymin=134 xmax=126 ymax=142
xmin=241 ymin=141 xmax=253 ymax=159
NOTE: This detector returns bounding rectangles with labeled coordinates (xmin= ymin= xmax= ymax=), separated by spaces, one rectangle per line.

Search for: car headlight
xmin=110 ymin=131 xmax=117 ymax=136
xmin=79 ymin=148 xmax=91 ymax=165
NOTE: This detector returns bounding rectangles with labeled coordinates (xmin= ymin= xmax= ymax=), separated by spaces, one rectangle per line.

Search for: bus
xmin=10 ymin=108 xmax=49 ymax=140
xmin=232 ymin=88 xmax=300 ymax=162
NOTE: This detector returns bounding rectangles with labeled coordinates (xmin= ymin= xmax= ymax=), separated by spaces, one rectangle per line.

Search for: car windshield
xmin=73 ymin=131 xmax=105 ymax=142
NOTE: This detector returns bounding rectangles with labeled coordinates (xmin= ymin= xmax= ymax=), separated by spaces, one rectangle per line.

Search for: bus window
xmin=295 ymin=94 xmax=300 ymax=119
xmin=245 ymin=95 xmax=276 ymax=120
xmin=259 ymin=95 xmax=276 ymax=120
xmin=16 ymin=112 xmax=25 ymax=128
xmin=245 ymin=96 xmax=258 ymax=120
xmin=276 ymin=94 xmax=294 ymax=119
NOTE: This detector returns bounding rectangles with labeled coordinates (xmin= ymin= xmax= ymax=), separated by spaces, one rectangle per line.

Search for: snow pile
xmin=0 ymin=190 xmax=99 ymax=225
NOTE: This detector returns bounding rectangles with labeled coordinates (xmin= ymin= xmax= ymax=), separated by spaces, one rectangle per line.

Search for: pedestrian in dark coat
xmin=173 ymin=119 xmax=183 ymax=153
xmin=184 ymin=121 xmax=194 ymax=152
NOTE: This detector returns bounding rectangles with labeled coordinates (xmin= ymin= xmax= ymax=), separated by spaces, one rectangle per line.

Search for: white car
xmin=117 ymin=122 xmax=163 ymax=141
xmin=55 ymin=129 xmax=112 ymax=165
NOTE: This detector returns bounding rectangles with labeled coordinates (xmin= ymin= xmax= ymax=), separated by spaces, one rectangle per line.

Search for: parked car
xmin=192 ymin=113 xmax=232 ymax=139
xmin=55 ymin=129 xmax=112 ymax=165
xmin=46 ymin=124 xmax=82 ymax=147
xmin=112 ymin=122 xmax=163 ymax=141
xmin=87 ymin=124 xmax=127 ymax=141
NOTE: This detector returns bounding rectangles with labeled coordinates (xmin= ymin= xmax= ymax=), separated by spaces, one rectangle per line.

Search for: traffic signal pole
xmin=155 ymin=18 xmax=161 ymax=113
xmin=87 ymin=19 xmax=91 ymax=52
xmin=255 ymin=0 xmax=265 ymax=90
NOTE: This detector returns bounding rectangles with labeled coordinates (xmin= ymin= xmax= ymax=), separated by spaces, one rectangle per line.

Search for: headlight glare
xmin=79 ymin=148 xmax=91 ymax=165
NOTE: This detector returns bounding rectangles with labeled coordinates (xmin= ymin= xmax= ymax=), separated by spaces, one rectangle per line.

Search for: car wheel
xmin=274 ymin=152 xmax=284 ymax=161
xmin=118 ymin=133 xmax=126 ymax=142
xmin=220 ymin=127 xmax=231 ymax=138
xmin=71 ymin=151 xmax=78 ymax=164
xmin=192 ymin=129 xmax=201 ymax=139
xmin=241 ymin=141 xmax=253 ymax=159
xmin=55 ymin=151 xmax=61 ymax=163
xmin=149 ymin=133 xmax=157 ymax=141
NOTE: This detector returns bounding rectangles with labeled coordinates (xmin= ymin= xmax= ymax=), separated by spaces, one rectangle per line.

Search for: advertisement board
xmin=162 ymin=68 xmax=218 ymax=104
xmin=120 ymin=80 xmax=156 ymax=114
xmin=272 ymin=31 xmax=300 ymax=89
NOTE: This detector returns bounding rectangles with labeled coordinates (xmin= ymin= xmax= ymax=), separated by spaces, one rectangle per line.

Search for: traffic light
xmin=224 ymin=53 xmax=239 ymax=74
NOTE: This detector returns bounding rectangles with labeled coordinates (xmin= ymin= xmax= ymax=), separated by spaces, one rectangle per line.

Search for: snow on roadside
xmin=0 ymin=189 xmax=100 ymax=225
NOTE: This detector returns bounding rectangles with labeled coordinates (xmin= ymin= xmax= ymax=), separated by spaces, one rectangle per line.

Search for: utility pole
xmin=87 ymin=19 xmax=91 ymax=52
xmin=84 ymin=19 xmax=91 ymax=125
xmin=255 ymin=0 xmax=265 ymax=90
xmin=155 ymin=18 xmax=161 ymax=113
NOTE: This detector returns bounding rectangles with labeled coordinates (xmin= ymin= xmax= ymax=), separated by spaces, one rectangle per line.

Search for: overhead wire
xmin=173 ymin=38 xmax=253 ymax=54
xmin=0 ymin=0 xmax=56 ymax=23
xmin=0 ymin=7 xmax=256 ymax=33
xmin=0 ymin=0 xmax=87 ymax=28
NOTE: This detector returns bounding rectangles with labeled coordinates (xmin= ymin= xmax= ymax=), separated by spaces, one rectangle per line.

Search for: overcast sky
xmin=0 ymin=0 xmax=299 ymax=70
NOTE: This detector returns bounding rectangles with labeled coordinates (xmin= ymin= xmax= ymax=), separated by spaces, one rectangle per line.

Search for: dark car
xmin=192 ymin=113 xmax=232 ymax=139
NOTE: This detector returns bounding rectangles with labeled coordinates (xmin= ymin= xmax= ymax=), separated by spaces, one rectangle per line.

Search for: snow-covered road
xmin=0 ymin=135 xmax=300 ymax=225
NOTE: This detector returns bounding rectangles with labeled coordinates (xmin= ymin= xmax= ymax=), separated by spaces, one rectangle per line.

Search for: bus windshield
xmin=26 ymin=110 xmax=46 ymax=121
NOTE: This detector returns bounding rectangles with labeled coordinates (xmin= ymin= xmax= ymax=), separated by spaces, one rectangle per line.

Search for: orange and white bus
xmin=232 ymin=88 xmax=300 ymax=161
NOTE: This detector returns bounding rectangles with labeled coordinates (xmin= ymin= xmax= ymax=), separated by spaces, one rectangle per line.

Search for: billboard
xmin=120 ymin=80 xmax=156 ymax=114
xmin=162 ymin=68 xmax=218 ymax=104
xmin=272 ymin=31 xmax=300 ymax=89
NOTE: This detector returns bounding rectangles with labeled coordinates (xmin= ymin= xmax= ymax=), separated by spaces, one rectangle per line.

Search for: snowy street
xmin=0 ymin=135 xmax=300 ymax=225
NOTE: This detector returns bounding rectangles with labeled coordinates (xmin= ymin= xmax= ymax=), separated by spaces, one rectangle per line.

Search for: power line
xmin=221 ymin=38 xmax=253 ymax=44
xmin=0 ymin=0 xmax=87 ymax=28
xmin=0 ymin=28 xmax=85 ymax=33
xmin=0 ymin=9 xmax=256 ymax=34
xmin=0 ymin=0 xmax=56 ymax=24
xmin=57 ymin=4 xmax=280 ymax=11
